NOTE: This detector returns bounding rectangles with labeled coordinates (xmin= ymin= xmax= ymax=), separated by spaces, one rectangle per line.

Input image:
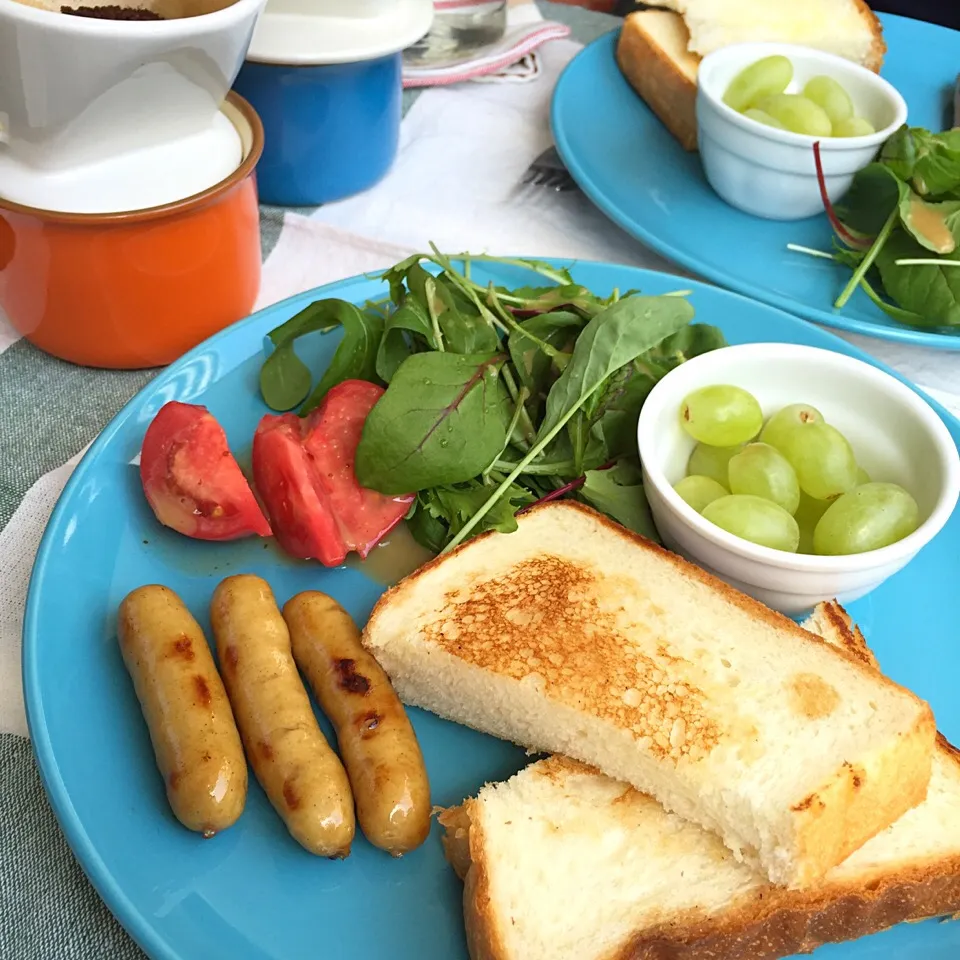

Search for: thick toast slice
xmin=617 ymin=11 xmax=701 ymax=152
xmin=643 ymin=0 xmax=885 ymax=67
xmin=440 ymin=602 xmax=960 ymax=960
xmin=617 ymin=3 xmax=885 ymax=152
xmin=364 ymin=501 xmax=935 ymax=887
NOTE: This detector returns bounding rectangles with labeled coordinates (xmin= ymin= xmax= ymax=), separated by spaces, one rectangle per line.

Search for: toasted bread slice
xmin=364 ymin=501 xmax=935 ymax=887
xmin=617 ymin=11 xmax=701 ymax=152
xmin=644 ymin=0 xmax=886 ymax=68
xmin=440 ymin=602 xmax=960 ymax=960
xmin=617 ymin=3 xmax=885 ymax=152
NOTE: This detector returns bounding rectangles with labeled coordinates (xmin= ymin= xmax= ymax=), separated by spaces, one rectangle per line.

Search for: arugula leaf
xmin=836 ymin=163 xmax=905 ymax=237
xmin=408 ymin=482 xmax=535 ymax=552
xmin=438 ymin=307 xmax=500 ymax=355
xmin=881 ymin=127 xmax=960 ymax=198
xmin=260 ymin=299 xmax=383 ymax=413
xmin=376 ymin=300 xmax=435 ymax=383
xmin=443 ymin=295 xmax=695 ymax=551
xmin=875 ymin=228 xmax=960 ymax=326
xmin=537 ymin=296 xmax=695 ymax=442
xmin=259 ymin=341 xmax=313 ymax=412
xmin=406 ymin=494 xmax=451 ymax=554
xmin=381 ymin=254 xmax=427 ymax=306
xmin=510 ymin=284 xmax=609 ymax=318
xmin=298 ymin=301 xmax=385 ymax=415
xmin=259 ymin=301 xmax=331 ymax=411
xmin=579 ymin=460 xmax=659 ymax=542
xmin=355 ymin=351 xmax=510 ymax=494
xmin=585 ymin=323 xmax=727 ymax=462
xmin=507 ymin=311 xmax=583 ymax=405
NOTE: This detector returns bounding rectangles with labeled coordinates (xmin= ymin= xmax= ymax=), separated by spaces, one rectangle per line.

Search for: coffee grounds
xmin=60 ymin=4 xmax=165 ymax=19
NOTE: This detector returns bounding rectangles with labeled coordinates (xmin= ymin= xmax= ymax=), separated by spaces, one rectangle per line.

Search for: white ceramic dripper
xmin=0 ymin=0 xmax=267 ymax=212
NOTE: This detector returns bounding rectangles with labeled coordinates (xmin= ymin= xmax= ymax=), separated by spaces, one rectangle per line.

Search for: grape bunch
xmin=675 ymin=385 xmax=920 ymax=555
xmin=723 ymin=56 xmax=875 ymax=138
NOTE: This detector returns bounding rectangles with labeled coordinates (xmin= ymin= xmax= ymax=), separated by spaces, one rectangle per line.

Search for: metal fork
xmin=519 ymin=145 xmax=578 ymax=192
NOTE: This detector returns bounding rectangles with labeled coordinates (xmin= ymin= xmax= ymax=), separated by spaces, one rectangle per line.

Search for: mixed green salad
xmin=258 ymin=250 xmax=726 ymax=554
xmin=799 ymin=125 xmax=960 ymax=327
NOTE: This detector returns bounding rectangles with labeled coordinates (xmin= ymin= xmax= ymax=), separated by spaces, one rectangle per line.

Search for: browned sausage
xmin=283 ymin=591 xmax=431 ymax=857
xmin=210 ymin=575 xmax=355 ymax=858
xmin=117 ymin=585 xmax=247 ymax=837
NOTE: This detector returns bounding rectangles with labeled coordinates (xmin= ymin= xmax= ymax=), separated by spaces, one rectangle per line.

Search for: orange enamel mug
xmin=0 ymin=93 xmax=264 ymax=370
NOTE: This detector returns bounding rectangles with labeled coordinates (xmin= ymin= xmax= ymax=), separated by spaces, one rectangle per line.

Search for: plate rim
xmin=550 ymin=19 xmax=960 ymax=352
xmin=21 ymin=259 xmax=960 ymax=960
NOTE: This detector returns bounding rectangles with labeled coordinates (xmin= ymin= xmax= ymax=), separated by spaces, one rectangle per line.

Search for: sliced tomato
xmin=251 ymin=414 xmax=346 ymax=566
xmin=140 ymin=401 xmax=272 ymax=541
xmin=252 ymin=380 xmax=414 ymax=566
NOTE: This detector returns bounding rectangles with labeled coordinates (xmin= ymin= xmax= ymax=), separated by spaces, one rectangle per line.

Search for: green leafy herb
xmin=880 ymin=127 xmax=960 ymax=197
xmin=376 ymin=301 xmax=435 ymax=383
xmin=260 ymin=299 xmax=384 ymax=413
xmin=443 ymin=295 xmax=696 ymax=551
xmin=354 ymin=351 xmax=509 ymax=494
xmin=259 ymin=250 xmax=727 ymax=553
xmin=579 ymin=460 xmax=658 ymax=541
xmin=793 ymin=127 xmax=960 ymax=327
xmin=876 ymin=230 xmax=960 ymax=326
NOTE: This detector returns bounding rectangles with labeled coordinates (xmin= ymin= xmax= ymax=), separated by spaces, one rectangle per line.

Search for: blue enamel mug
xmin=234 ymin=0 xmax=433 ymax=207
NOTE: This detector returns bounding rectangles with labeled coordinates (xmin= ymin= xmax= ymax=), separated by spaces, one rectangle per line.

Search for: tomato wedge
xmin=252 ymin=380 xmax=413 ymax=566
xmin=140 ymin=401 xmax=272 ymax=541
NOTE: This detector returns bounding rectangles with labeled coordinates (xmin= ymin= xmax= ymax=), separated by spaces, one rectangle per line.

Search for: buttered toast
xmin=643 ymin=0 xmax=885 ymax=65
xmin=363 ymin=502 xmax=935 ymax=888
xmin=617 ymin=2 xmax=885 ymax=151
xmin=440 ymin=602 xmax=960 ymax=960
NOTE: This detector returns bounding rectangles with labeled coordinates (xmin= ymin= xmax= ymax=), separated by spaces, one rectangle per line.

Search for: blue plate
xmin=551 ymin=15 xmax=960 ymax=350
xmin=23 ymin=261 xmax=960 ymax=960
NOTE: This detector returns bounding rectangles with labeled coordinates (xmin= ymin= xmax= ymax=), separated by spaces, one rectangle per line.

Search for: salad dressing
xmin=349 ymin=523 xmax=435 ymax=587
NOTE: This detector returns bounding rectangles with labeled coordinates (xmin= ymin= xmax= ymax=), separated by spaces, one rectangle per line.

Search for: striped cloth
xmin=1 ymin=3 xmax=959 ymax=957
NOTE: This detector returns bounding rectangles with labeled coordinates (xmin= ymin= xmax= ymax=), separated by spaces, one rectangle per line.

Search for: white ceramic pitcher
xmin=0 ymin=0 xmax=267 ymax=211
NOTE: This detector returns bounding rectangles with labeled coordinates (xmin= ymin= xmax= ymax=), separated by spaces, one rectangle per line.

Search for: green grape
xmin=759 ymin=403 xmax=824 ymax=451
xmin=727 ymin=442 xmax=800 ymax=514
xmin=742 ymin=107 xmax=785 ymax=129
xmin=832 ymin=116 xmax=875 ymax=137
xmin=674 ymin=475 xmax=729 ymax=513
xmin=756 ymin=94 xmax=832 ymax=137
xmin=679 ymin=385 xmax=763 ymax=446
xmin=813 ymin=482 xmax=920 ymax=555
xmin=795 ymin=491 xmax=831 ymax=554
xmin=856 ymin=466 xmax=871 ymax=486
xmin=769 ymin=420 xmax=858 ymax=500
xmin=687 ymin=442 xmax=740 ymax=488
xmin=702 ymin=495 xmax=800 ymax=552
xmin=802 ymin=75 xmax=853 ymax=126
xmin=723 ymin=55 xmax=793 ymax=112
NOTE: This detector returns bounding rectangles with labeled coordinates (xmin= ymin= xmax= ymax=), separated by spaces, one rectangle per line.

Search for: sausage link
xmin=210 ymin=575 xmax=355 ymax=858
xmin=117 ymin=585 xmax=247 ymax=838
xmin=283 ymin=591 xmax=431 ymax=856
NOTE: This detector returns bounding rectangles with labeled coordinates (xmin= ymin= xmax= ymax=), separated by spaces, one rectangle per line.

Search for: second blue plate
xmin=552 ymin=15 xmax=960 ymax=350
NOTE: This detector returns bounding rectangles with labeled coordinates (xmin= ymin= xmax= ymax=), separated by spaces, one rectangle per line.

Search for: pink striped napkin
xmin=402 ymin=1 xmax=571 ymax=88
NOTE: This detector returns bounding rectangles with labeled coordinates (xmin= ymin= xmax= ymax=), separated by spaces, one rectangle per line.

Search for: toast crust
xmin=785 ymin=707 xmax=934 ymax=886
xmin=615 ymin=2 xmax=885 ymax=152
xmin=448 ymin=771 xmax=960 ymax=960
xmin=616 ymin=13 xmax=699 ymax=151
xmin=852 ymin=0 xmax=887 ymax=72
xmin=614 ymin=859 xmax=960 ymax=960
xmin=461 ymin=799 xmax=510 ymax=960
xmin=367 ymin=501 xmax=936 ymax=886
